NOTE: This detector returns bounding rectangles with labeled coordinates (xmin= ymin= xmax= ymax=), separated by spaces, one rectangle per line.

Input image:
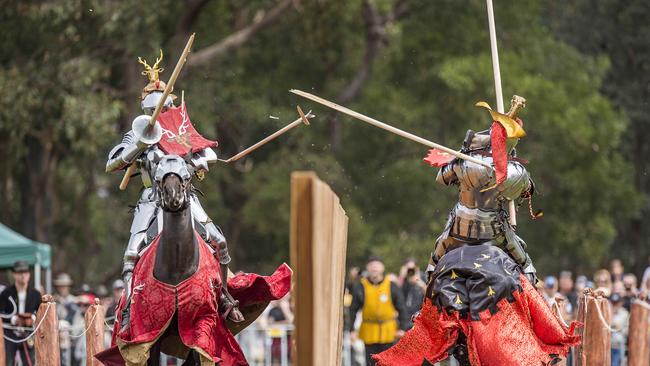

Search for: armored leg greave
xmin=122 ymin=189 xmax=159 ymax=298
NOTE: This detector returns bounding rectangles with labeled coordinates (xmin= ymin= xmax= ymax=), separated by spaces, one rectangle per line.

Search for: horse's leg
xmin=451 ymin=333 xmax=471 ymax=366
xmin=147 ymin=341 xmax=161 ymax=366
xmin=180 ymin=350 xmax=203 ymax=366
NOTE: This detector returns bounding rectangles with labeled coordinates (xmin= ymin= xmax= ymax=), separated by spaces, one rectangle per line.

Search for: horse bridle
xmin=154 ymin=155 xmax=193 ymax=211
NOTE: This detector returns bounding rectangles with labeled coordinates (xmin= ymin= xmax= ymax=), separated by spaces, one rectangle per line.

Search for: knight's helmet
xmin=139 ymin=49 xmax=175 ymax=115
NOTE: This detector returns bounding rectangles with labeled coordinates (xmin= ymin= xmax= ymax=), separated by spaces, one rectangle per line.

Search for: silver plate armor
xmin=432 ymin=132 xmax=534 ymax=275
xmin=107 ymin=118 xmax=227 ymax=298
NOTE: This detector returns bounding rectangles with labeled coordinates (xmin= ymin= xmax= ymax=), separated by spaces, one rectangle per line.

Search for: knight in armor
xmin=374 ymin=99 xmax=579 ymax=366
xmin=426 ymin=103 xmax=539 ymax=283
xmin=105 ymin=51 xmax=244 ymax=325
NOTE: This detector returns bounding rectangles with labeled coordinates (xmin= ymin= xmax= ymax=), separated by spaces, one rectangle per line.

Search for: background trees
xmin=0 ymin=0 xmax=644 ymax=283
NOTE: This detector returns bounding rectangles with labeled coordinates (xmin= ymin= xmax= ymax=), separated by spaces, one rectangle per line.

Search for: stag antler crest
xmin=138 ymin=49 xmax=165 ymax=83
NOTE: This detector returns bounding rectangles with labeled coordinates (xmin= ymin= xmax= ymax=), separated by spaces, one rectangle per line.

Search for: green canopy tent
xmin=0 ymin=223 xmax=52 ymax=293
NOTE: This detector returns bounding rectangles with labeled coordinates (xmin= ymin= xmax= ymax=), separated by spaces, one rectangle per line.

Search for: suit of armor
xmin=431 ymin=129 xmax=537 ymax=279
xmin=106 ymin=51 xmax=246 ymax=327
xmin=106 ymin=92 xmax=231 ymax=300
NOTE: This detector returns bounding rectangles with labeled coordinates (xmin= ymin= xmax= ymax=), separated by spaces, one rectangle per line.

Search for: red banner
xmin=156 ymin=103 xmax=218 ymax=156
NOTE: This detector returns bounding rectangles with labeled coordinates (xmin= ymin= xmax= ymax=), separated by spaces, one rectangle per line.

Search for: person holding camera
xmin=399 ymin=259 xmax=426 ymax=330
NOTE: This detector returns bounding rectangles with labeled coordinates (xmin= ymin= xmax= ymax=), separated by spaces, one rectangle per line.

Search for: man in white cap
xmin=105 ymin=279 xmax=124 ymax=321
xmin=53 ymin=273 xmax=78 ymax=324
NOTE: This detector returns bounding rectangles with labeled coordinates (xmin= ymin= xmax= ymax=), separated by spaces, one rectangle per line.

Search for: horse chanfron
xmin=154 ymin=155 xmax=192 ymax=212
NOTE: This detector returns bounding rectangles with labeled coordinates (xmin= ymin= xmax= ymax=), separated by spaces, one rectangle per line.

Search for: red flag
xmin=490 ymin=121 xmax=508 ymax=185
xmin=156 ymin=103 xmax=218 ymax=156
xmin=423 ymin=148 xmax=455 ymax=167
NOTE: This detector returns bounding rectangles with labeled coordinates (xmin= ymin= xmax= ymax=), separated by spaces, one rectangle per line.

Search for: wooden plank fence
xmin=290 ymin=172 xmax=349 ymax=366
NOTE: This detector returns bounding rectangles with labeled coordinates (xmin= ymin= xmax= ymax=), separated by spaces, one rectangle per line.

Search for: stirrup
xmin=219 ymin=293 xmax=244 ymax=322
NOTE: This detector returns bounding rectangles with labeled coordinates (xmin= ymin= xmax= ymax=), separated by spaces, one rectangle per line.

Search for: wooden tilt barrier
xmin=628 ymin=300 xmax=650 ymax=366
xmin=573 ymin=289 xmax=611 ymax=366
xmin=290 ymin=172 xmax=349 ymax=366
xmin=35 ymin=294 xmax=60 ymax=366
xmin=86 ymin=299 xmax=106 ymax=366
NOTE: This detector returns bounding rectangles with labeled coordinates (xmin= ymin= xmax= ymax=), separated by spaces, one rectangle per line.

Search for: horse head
xmin=154 ymin=155 xmax=192 ymax=212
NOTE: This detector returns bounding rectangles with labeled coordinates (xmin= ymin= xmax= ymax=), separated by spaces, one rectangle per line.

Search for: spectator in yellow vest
xmin=349 ymin=256 xmax=408 ymax=366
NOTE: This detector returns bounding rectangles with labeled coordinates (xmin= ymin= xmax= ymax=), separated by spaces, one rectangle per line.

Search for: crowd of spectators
xmin=344 ymin=257 xmax=427 ymax=366
xmin=541 ymin=258 xmax=650 ymax=366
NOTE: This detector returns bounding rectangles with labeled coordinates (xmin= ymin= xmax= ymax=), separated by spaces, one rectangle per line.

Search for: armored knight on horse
xmin=370 ymin=99 xmax=580 ymax=366
xmin=105 ymin=49 xmax=244 ymax=326
xmin=98 ymin=36 xmax=297 ymax=365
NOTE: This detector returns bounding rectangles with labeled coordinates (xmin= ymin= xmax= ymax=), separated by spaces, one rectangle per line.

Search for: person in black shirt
xmin=0 ymin=261 xmax=42 ymax=365
xmin=400 ymin=260 xmax=426 ymax=329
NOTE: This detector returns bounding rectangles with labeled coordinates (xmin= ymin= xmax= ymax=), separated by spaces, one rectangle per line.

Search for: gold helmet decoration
xmin=138 ymin=49 xmax=175 ymax=100
xmin=474 ymin=100 xmax=526 ymax=139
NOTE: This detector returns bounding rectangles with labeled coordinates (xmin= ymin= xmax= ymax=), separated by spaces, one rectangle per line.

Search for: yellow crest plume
xmin=138 ymin=49 xmax=165 ymax=83
xmin=475 ymin=101 xmax=526 ymax=138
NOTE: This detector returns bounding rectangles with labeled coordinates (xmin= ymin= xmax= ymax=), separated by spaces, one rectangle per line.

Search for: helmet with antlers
xmin=138 ymin=49 xmax=175 ymax=115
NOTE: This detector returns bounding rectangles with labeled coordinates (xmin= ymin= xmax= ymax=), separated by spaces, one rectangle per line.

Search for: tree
xmin=546 ymin=0 xmax=650 ymax=273
xmin=0 ymin=0 xmax=640 ymax=284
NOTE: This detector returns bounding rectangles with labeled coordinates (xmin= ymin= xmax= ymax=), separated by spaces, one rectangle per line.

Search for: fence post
xmin=86 ymin=298 xmax=106 ymax=366
xmin=35 ymin=294 xmax=60 ymax=366
xmin=628 ymin=300 xmax=650 ymax=366
xmin=290 ymin=172 xmax=349 ymax=366
xmin=573 ymin=289 xmax=610 ymax=366
xmin=0 ymin=318 xmax=5 ymax=366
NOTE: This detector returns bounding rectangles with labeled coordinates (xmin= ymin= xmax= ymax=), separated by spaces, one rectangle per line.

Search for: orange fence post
xmin=573 ymin=289 xmax=610 ymax=366
xmin=628 ymin=300 xmax=650 ymax=366
xmin=35 ymin=294 xmax=60 ymax=366
xmin=86 ymin=299 xmax=106 ymax=366
xmin=0 ymin=319 xmax=5 ymax=366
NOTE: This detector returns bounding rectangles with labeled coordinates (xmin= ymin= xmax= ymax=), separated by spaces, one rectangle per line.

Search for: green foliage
xmin=545 ymin=0 xmax=650 ymax=274
xmin=0 ymin=0 xmax=642 ymax=285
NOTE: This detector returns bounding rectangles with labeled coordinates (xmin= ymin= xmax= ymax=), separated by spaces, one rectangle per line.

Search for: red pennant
xmin=490 ymin=121 xmax=508 ymax=185
xmin=156 ymin=103 xmax=218 ymax=156
xmin=423 ymin=148 xmax=455 ymax=167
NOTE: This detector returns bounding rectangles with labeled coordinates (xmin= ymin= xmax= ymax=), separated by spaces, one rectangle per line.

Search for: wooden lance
xmin=289 ymin=89 xmax=493 ymax=169
xmin=485 ymin=0 xmax=518 ymax=226
xmin=219 ymin=106 xmax=313 ymax=163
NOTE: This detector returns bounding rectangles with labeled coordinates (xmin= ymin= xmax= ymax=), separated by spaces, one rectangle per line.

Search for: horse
xmin=146 ymin=155 xmax=204 ymax=365
xmin=96 ymin=155 xmax=291 ymax=366
xmin=107 ymin=155 xmax=249 ymax=365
